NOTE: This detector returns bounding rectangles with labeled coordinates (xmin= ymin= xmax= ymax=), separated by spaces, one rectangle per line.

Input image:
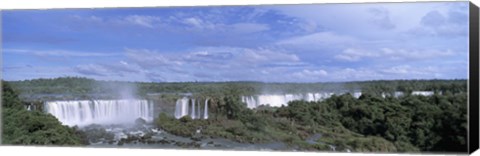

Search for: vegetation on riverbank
xmin=1 ymin=81 xmax=88 ymax=145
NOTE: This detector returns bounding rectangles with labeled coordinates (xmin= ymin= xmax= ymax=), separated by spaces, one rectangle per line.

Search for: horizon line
xmin=2 ymin=76 xmax=468 ymax=84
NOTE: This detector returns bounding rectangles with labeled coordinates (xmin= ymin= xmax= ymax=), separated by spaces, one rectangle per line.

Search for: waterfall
xmin=44 ymin=99 xmax=153 ymax=127
xmin=241 ymin=92 xmax=347 ymax=108
xmin=240 ymin=91 xmax=428 ymax=109
xmin=243 ymin=96 xmax=257 ymax=109
xmin=353 ymin=92 xmax=362 ymax=98
xmin=191 ymin=99 xmax=196 ymax=119
xmin=175 ymin=99 xmax=182 ymax=119
xmin=197 ymin=100 xmax=201 ymax=119
xmin=204 ymin=98 xmax=209 ymax=119
xmin=174 ymin=97 xmax=190 ymax=119
xmin=181 ymin=97 xmax=189 ymax=118
xmin=174 ymin=97 xmax=209 ymax=120
xmin=411 ymin=91 xmax=434 ymax=96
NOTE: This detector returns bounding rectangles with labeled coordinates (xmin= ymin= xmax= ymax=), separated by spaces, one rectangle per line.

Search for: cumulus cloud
xmin=408 ymin=9 xmax=468 ymax=37
xmin=117 ymin=47 xmax=307 ymax=82
xmin=182 ymin=47 xmax=302 ymax=68
xmin=6 ymin=4 xmax=468 ymax=82
xmin=421 ymin=11 xmax=446 ymax=26
xmin=69 ymin=44 xmax=462 ymax=82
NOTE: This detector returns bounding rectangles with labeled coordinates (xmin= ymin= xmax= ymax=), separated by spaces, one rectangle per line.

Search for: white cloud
xmin=297 ymin=19 xmax=318 ymax=33
xmin=237 ymin=48 xmax=300 ymax=65
xmin=276 ymin=31 xmax=356 ymax=46
xmin=379 ymin=65 xmax=442 ymax=78
xmin=229 ymin=23 xmax=270 ymax=34
xmin=125 ymin=48 xmax=183 ymax=68
xmin=330 ymin=68 xmax=383 ymax=81
xmin=71 ymin=14 xmax=162 ymax=28
xmin=124 ymin=15 xmax=161 ymax=28
xmin=74 ymin=61 xmax=142 ymax=77
xmin=292 ymin=69 xmax=328 ymax=78
xmin=4 ymin=49 xmax=119 ymax=57
xmin=334 ymin=48 xmax=379 ymax=62
xmin=74 ymin=64 xmax=110 ymax=76
xmin=180 ymin=17 xmax=270 ymax=35
xmin=407 ymin=7 xmax=468 ymax=37
xmin=182 ymin=17 xmax=216 ymax=29
xmin=70 ymin=15 xmax=104 ymax=23
xmin=380 ymin=48 xmax=455 ymax=60
xmin=183 ymin=47 xmax=301 ymax=67
xmin=334 ymin=47 xmax=456 ymax=62
xmin=114 ymin=47 xmax=307 ymax=82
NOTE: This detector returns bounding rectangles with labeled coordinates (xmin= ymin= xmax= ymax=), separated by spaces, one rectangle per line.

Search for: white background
xmin=0 ymin=0 xmax=479 ymax=156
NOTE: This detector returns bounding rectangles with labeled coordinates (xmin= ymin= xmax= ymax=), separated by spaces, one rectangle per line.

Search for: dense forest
xmin=1 ymin=77 xmax=468 ymax=153
xmin=1 ymin=81 xmax=88 ymax=145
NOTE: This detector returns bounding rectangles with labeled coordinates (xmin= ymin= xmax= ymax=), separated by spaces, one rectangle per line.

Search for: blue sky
xmin=2 ymin=2 xmax=469 ymax=82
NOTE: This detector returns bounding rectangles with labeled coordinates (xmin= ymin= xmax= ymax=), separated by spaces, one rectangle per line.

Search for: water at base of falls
xmin=44 ymin=99 xmax=154 ymax=127
xmin=85 ymin=123 xmax=289 ymax=151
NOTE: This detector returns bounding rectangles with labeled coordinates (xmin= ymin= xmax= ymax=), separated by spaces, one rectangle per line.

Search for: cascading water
xmin=44 ymin=99 xmax=153 ymax=126
xmin=175 ymin=97 xmax=190 ymax=119
xmin=204 ymin=98 xmax=209 ymax=119
xmin=174 ymin=97 xmax=209 ymax=119
xmin=197 ymin=100 xmax=201 ymax=119
xmin=241 ymin=91 xmax=428 ymax=108
xmin=191 ymin=99 xmax=196 ymax=119
xmin=241 ymin=92 xmax=358 ymax=108
xmin=242 ymin=96 xmax=257 ymax=109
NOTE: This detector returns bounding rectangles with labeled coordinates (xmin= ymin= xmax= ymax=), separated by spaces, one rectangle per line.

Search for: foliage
xmin=275 ymin=91 xmax=467 ymax=152
xmin=1 ymin=81 xmax=88 ymax=145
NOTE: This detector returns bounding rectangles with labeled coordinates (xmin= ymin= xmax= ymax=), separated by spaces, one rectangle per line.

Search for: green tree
xmin=2 ymin=81 xmax=87 ymax=145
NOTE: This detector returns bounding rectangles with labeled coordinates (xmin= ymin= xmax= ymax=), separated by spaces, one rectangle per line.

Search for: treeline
xmin=7 ymin=77 xmax=467 ymax=101
xmin=1 ymin=81 xmax=88 ymax=145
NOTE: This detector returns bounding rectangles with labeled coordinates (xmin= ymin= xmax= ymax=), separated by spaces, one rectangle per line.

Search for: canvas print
xmin=1 ymin=2 xmax=470 ymax=154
